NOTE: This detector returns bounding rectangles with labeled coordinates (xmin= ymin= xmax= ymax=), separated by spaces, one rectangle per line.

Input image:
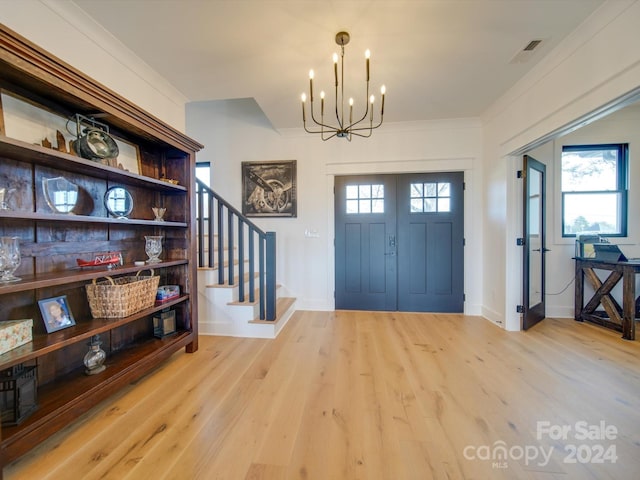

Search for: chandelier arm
xmin=348 ymin=119 xmax=384 ymax=132
xmin=303 ymin=119 xmax=338 ymax=135
xmin=321 ymin=131 xmax=339 ymax=141
xmin=308 ymin=99 xmax=341 ymax=131
xmin=344 ymin=81 xmax=371 ymax=131
xmin=349 ymin=130 xmax=372 ymax=138
xmin=305 ymin=102 xmax=342 ymax=132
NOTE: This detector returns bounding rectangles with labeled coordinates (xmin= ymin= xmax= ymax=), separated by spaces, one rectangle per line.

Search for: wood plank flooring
xmin=5 ymin=311 xmax=640 ymax=479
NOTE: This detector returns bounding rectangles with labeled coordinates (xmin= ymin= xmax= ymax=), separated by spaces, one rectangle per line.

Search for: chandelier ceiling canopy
xmin=301 ymin=32 xmax=385 ymax=141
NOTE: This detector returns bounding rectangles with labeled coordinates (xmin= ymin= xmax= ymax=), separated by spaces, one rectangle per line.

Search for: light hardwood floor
xmin=5 ymin=311 xmax=640 ymax=479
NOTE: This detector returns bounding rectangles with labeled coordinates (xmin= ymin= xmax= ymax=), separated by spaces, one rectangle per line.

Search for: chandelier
xmin=301 ymin=32 xmax=386 ymax=141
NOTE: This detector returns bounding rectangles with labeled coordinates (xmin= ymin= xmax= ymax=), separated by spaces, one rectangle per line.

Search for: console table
xmin=574 ymin=257 xmax=638 ymax=340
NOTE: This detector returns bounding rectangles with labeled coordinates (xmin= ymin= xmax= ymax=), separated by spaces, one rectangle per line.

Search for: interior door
xmin=335 ymin=172 xmax=464 ymax=312
xmin=522 ymin=155 xmax=547 ymax=329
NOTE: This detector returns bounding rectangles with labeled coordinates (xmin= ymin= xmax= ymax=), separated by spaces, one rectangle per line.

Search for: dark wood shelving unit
xmin=1 ymin=331 xmax=193 ymax=463
xmin=0 ymin=24 xmax=203 ymax=476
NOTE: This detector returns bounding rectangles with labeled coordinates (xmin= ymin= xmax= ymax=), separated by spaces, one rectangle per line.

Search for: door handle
xmin=532 ymin=248 xmax=551 ymax=252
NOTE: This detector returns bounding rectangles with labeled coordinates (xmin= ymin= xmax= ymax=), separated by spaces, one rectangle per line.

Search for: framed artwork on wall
xmin=241 ymin=160 xmax=297 ymax=217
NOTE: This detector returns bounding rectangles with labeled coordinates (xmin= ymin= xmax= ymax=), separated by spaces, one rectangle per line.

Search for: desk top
xmin=575 ymin=257 xmax=640 ymax=268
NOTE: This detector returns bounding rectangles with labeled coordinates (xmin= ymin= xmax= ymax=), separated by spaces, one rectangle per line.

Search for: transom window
xmin=410 ymin=182 xmax=451 ymax=213
xmin=346 ymin=184 xmax=384 ymax=214
xmin=561 ymin=144 xmax=628 ymax=237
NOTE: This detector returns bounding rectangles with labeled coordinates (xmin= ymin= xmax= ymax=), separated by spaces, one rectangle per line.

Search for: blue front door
xmin=335 ymin=172 xmax=464 ymax=312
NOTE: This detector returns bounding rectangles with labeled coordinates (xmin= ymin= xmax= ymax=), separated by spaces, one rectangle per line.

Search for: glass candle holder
xmin=145 ymin=235 xmax=163 ymax=264
xmin=0 ymin=236 xmax=21 ymax=283
xmin=152 ymin=207 xmax=166 ymax=221
xmin=0 ymin=187 xmax=15 ymax=210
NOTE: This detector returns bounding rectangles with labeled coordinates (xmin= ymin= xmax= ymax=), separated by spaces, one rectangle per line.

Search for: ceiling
xmin=72 ymin=0 xmax=605 ymax=131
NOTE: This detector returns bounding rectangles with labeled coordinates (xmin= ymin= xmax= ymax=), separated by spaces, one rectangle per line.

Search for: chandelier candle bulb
xmin=365 ymin=49 xmax=370 ymax=81
xmin=320 ymin=91 xmax=325 ymax=115
xmin=301 ymin=93 xmax=306 ymax=121
xmin=333 ymin=53 xmax=338 ymax=86
xmin=309 ymin=70 xmax=314 ymax=101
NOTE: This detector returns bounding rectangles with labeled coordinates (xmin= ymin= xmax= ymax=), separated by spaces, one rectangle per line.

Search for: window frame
xmin=560 ymin=143 xmax=628 ymax=238
xmin=196 ymin=161 xmax=211 ymax=187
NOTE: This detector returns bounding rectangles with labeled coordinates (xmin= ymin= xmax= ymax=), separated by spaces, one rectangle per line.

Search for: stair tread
xmin=248 ymin=297 xmax=296 ymax=324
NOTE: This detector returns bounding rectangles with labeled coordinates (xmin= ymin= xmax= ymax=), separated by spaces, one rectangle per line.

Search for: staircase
xmin=195 ymin=180 xmax=296 ymax=338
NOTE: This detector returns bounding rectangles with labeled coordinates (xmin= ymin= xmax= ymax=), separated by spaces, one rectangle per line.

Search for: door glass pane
xmin=345 ymin=184 xmax=384 ymax=214
xmin=438 ymin=198 xmax=450 ymax=212
xmin=346 ymin=185 xmax=358 ymax=199
xmin=346 ymin=199 xmax=358 ymax=213
xmin=372 ymin=184 xmax=384 ymax=198
xmin=529 ymin=169 xmax=543 ymax=306
xmin=409 ymin=182 xmax=451 ymax=213
xmin=424 ymin=198 xmax=436 ymax=212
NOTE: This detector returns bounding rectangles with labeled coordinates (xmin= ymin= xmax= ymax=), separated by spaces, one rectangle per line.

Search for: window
xmin=196 ymin=162 xmax=211 ymax=187
xmin=561 ymin=144 xmax=628 ymax=237
xmin=410 ymin=182 xmax=451 ymax=213
xmin=346 ymin=184 xmax=384 ymax=214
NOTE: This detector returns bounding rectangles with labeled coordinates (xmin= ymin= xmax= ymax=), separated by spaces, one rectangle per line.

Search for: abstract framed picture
xmin=38 ymin=295 xmax=76 ymax=333
xmin=241 ymin=160 xmax=297 ymax=217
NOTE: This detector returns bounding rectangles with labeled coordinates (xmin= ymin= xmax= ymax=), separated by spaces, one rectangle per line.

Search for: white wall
xmin=481 ymin=0 xmax=640 ymax=330
xmin=0 ymin=0 xmax=188 ymax=132
xmin=187 ymin=100 xmax=484 ymax=312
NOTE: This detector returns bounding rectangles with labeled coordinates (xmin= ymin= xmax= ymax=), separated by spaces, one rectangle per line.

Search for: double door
xmin=335 ymin=172 xmax=464 ymax=312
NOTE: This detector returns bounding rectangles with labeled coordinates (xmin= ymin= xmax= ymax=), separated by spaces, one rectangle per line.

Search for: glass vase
xmin=84 ymin=335 xmax=106 ymax=375
xmin=0 ymin=186 xmax=15 ymax=210
xmin=145 ymin=235 xmax=163 ymax=264
xmin=0 ymin=236 xmax=21 ymax=283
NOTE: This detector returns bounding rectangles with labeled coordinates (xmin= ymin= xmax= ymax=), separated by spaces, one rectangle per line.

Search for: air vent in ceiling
xmin=523 ymin=40 xmax=542 ymax=51
xmin=509 ymin=39 xmax=544 ymax=64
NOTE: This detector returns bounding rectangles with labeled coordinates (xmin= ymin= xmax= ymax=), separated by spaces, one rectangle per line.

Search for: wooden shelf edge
xmin=0 ymin=210 xmax=187 ymax=227
xmin=0 ymin=331 xmax=195 ymax=464
xmin=0 ymin=260 xmax=189 ymax=295
xmin=0 ymin=295 xmax=191 ymax=370
xmin=0 ymin=136 xmax=188 ymax=192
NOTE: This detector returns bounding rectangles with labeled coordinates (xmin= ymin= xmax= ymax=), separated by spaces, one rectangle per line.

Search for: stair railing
xmin=196 ymin=179 xmax=277 ymax=320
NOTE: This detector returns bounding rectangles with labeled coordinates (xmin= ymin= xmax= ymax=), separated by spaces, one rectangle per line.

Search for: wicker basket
xmin=85 ymin=269 xmax=160 ymax=319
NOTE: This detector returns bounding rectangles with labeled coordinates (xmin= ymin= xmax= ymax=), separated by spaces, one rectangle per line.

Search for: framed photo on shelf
xmin=241 ymin=160 xmax=297 ymax=217
xmin=38 ymin=295 xmax=76 ymax=333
